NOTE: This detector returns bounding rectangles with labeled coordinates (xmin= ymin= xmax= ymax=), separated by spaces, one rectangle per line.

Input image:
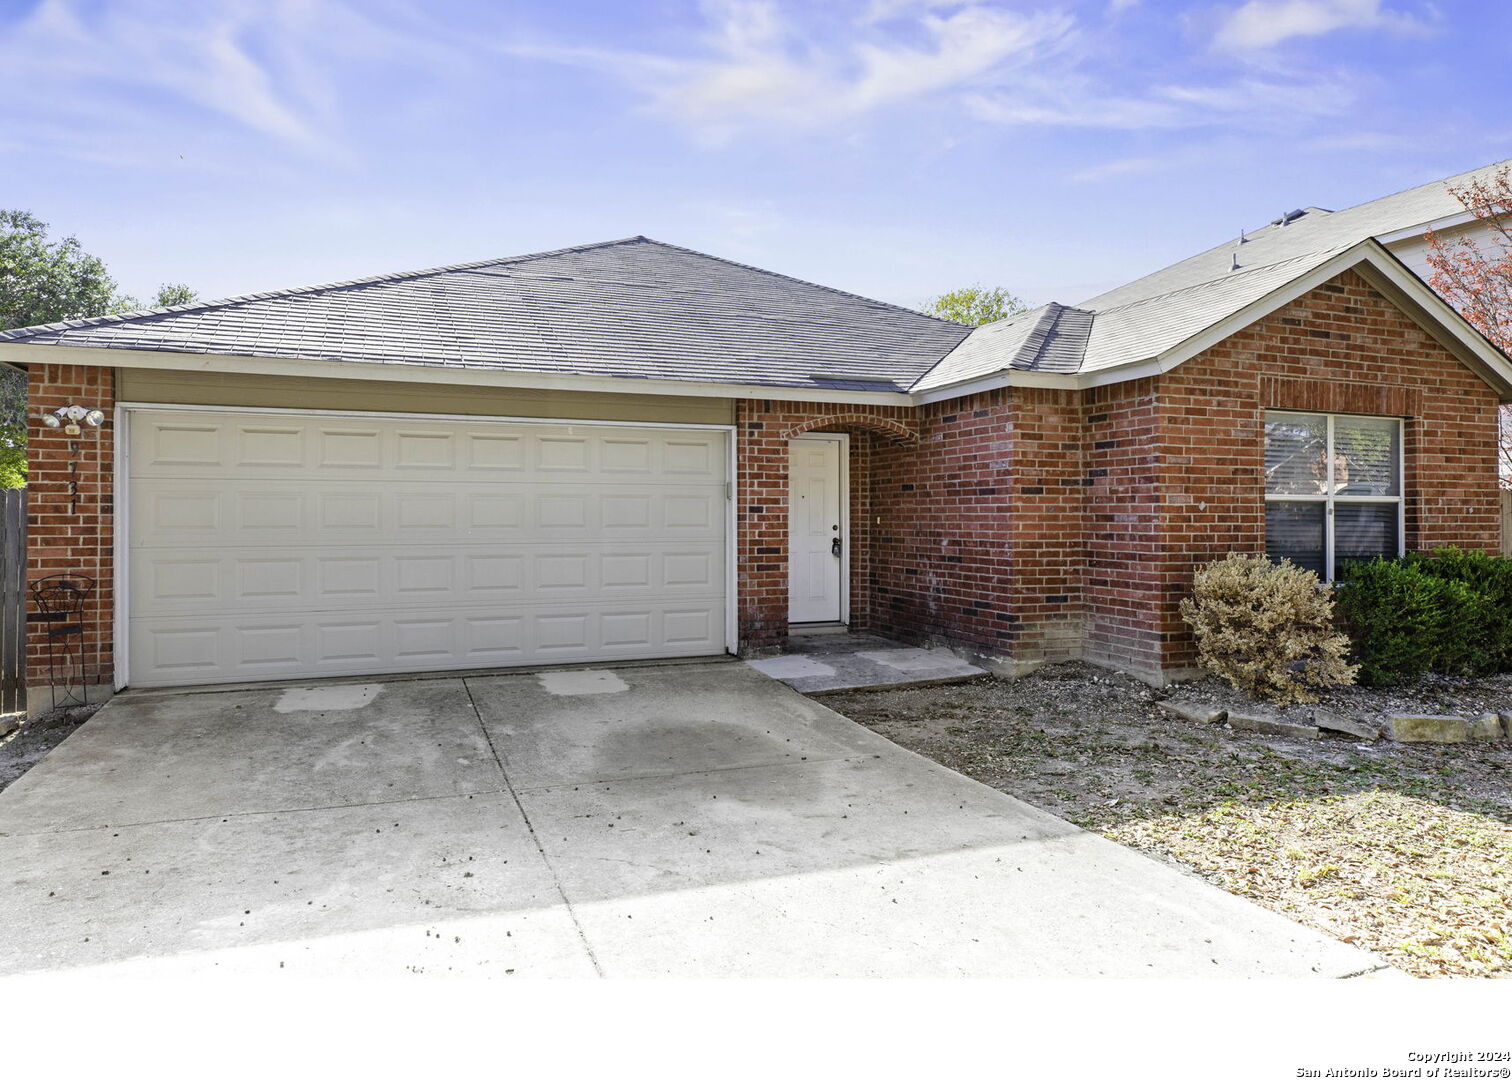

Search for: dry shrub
xmin=1179 ymin=553 xmax=1357 ymax=705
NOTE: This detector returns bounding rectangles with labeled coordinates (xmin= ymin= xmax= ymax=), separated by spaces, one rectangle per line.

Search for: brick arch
xmin=781 ymin=413 xmax=918 ymax=444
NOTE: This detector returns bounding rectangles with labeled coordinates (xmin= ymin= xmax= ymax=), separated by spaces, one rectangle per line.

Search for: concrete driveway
xmin=0 ymin=660 xmax=1384 ymax=978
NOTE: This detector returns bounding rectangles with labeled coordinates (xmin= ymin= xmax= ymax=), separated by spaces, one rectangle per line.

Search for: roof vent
xmin=1270 ymin=208 xmax=1307 ymax=227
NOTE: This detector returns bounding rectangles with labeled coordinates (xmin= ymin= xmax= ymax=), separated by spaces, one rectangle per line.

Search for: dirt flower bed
xmin=0 ymin=705 xmax=100 ymax=795
xmin=824 ymin=664 xmax=1512 ymax=978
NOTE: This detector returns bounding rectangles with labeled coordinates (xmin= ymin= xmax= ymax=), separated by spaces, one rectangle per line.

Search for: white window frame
xmin=1264 ymin=410 xmax=1406 ymax=581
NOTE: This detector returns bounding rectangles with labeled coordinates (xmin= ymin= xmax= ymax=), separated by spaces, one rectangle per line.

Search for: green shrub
xmin=1403 ymin=547 xmax=1512 ymax=670
xmin=1179 ymin=553 xmax=1357 ymax=705
xmin=1334 ymin=555 xmax=1497 ymax=684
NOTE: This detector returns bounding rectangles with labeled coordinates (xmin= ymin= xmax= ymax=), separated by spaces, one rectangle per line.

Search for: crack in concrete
xmin=461 ymin=676 xmax=605 ymax=978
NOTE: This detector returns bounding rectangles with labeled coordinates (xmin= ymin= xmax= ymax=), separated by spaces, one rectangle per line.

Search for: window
xmin=1264 ymin=410 xmax=1403 ymax=580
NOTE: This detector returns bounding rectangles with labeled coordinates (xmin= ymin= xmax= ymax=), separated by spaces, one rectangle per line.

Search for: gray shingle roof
xmin=0 ymin=236 xmax=972 ymax=394
xmin=5 ymin=162 xmax=1504 ymax=399
xmin=1078 ymin=158 xmax=1510 ymax=311
xmin=911 ymin=245 xmax=1358 ymax=391
xmin=912 ymin=302 xmax=1093 ymax=391
xmin=1080 ymin=245 xmax=1352 ymax=372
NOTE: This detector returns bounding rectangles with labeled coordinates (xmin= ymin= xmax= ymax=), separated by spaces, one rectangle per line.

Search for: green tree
xmin=151 ymin=283 xmax=198 ymax=308
xmin=923 ymin=284 xmax=1029 ymax=325
xmin=0 ymin=209 xmax=123 ymax=331
xmin=0 ymin=370 xmax=24 ymax=488
xmin=0 ymin=210 xmax=190 ymax=487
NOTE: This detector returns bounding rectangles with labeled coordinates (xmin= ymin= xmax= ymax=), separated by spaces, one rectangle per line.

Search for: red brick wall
xmin=864 ymin=391 xmax=1016 ymax=654
xmin=734 ymin=400 xmax=917 ymax=652
xmin=1001 ymin=388 xmax=1085 ymax=662
xmin=1082 ymin=376 xmax=1164 ymax=673
xmin=736 ymin=271 xmax=1501 ymax=679
xmin=25 ymin=364 xmax=117 ymax=696
xmin=1150 ymin=269 xmax=1501 ymax=670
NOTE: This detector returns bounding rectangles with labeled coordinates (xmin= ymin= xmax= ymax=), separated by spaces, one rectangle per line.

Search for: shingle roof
xmin=911 ymin=303 xmax=1093 ymax=392
xmin=4 ymin=162 xmax=1505 ymax=399
xmin=1080 ymin=245 xmax=1352 ymax=372
xmin=1078 ymin=158 xmax=1510 ymax=311
xmin=0 ymin=236 xmax=972 ymax=394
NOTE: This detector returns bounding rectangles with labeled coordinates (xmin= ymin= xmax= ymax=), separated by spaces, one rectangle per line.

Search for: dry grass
xmin=825 ymin=664 xmax=1512 ymax=978
xmin=1108 ymin=792 xmax=1512 ymax=977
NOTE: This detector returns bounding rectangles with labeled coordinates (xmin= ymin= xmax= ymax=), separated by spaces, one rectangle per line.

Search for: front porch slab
xmin=745 ymin=632 xmax=987 ymax=694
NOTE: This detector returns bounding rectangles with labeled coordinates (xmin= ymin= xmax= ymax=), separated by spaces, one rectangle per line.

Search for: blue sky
xmin=2 ymin=0 xmax=1508 ymax=310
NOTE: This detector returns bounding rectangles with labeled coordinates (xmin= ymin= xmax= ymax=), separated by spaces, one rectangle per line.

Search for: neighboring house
xmin=1083 ymin=158 xmax=1511 ymax=306
xmin=2 ymin=168 xmax=1510 ymax=707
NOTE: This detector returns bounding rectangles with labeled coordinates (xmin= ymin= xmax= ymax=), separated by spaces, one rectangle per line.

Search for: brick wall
xmin=734 ymin=400 xmax=917 ymax=652
xmin=25 ymin=363 xmax=117 ymax=701
xmin=737 ymin=270 xmax=1502 ymax=680
xmin=1082 ymin=376 xmax=1164 ymax=673
xmin=1143 ymin=269 xmax=1502 ymax=671
xmin=865 ymin=391 xmax=1016 ymax=655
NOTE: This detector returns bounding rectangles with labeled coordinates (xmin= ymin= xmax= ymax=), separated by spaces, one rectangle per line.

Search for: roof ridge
xmin=631 ymin=237 xmax=972 ymax=328
xmin=905 ymin=302 xmax=1057 ymax=391
xmin=1011 ymin=303 xmax=1069 ymax=374
xmin=1089 ymin=242 xmax=1358 ymax=315
xmin=0 ymin=235 xmax=650 ymax=342
xmin=1311 ymin=157 xmax=1512 ymax=228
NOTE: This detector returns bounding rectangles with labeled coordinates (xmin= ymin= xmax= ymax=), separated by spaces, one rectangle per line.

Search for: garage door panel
xmin=128 ymin=410 xmax=729 ymax=687
xmin=130 ymin=481 xmax=723 ymax=547
xmin=131 ymin=415 xmax=726 ymax=483
xmin=131 ymin=604 xmax=724 ymax=683
xmin=133 ymin=545 xmax=725 ymax=615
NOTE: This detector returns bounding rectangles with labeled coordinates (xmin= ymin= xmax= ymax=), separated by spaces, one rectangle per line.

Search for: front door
xmin=787 ymin=435 xmax=845 ymax=624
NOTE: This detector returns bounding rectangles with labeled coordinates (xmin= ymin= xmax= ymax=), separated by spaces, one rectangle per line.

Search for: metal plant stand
xmin=30 ymin=574 xmax=95 ymax=710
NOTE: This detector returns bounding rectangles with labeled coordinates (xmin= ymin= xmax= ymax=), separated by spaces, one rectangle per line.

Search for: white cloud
xmin=968 ymin=72 xmax=1354 ymax=131
xmin=1068 ymin=155 xmax=1160 ymax=183
xmin=512 ymin=0 xmax=1370 ymax=145
xmin=508 ymin=0 xmax=1074 ymax=143
xmin=1212 ymin=0 xmax=1431 ymax=51
xmin=0 ymin=0 xmax=470 ymax=166
xmin=0 ymin=1 xmax=320 ymax=147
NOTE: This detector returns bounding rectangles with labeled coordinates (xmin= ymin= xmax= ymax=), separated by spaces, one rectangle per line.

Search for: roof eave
xmin=1375 ymin=209 xmax=1480 ymax=246
xmin=10 ymin=240 xmax=1508 ymax=407
xmin=908 ymin=368 xmax=1081 ymax=404
xmin=0 ymin=341 xmax=916 ymax=407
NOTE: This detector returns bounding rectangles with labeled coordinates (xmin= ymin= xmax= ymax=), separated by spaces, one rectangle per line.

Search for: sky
xmin=1 ymin=0 xmax=1509 ymax=311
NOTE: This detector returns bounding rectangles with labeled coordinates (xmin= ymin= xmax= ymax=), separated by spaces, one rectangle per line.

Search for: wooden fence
xmin=1 ymin=488 xmax=24 ymax=716
xmin=1503 ymin=490 xmax=1512 ymax=557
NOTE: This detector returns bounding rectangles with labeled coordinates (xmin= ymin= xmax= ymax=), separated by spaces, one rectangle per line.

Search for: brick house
xmin=2 ymin=225 xmax=1509 ymax=707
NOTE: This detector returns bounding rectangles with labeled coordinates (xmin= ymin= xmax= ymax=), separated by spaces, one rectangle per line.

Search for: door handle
xmin=831 ymin=536 xmax=842 ymax=558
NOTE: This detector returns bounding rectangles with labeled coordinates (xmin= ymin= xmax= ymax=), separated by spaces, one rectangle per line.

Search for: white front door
xmin=787 ymin=435 xmax=846 ymax=624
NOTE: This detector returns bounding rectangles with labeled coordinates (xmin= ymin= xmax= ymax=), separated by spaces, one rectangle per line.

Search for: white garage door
xmin=125 ymin=408 xmax=730 ymax=688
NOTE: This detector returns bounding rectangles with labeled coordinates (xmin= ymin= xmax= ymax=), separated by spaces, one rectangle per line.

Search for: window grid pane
xmin=1265 ymin=502 xmax=1326 ymax=578
xmin=1331 ymin=415 xmax=1401 ymax=497
xmin=1262 ymin=411 xmax=1402 ymax=581
xmin=1265 ymin=412 xmax=1328 ymax=496
xmin=1334 ymin=502 xmax=1400 ymax=568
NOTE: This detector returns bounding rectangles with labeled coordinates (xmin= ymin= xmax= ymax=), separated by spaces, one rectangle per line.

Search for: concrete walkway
xmin=746 ymin=631 xmax=988 ymax=692
xmin=0 ymin=661 xmax=1385 ymax=978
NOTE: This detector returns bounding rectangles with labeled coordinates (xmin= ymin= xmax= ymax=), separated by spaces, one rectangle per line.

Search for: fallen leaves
xmin=832 ymin=662 xmax=1512 ymax=979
